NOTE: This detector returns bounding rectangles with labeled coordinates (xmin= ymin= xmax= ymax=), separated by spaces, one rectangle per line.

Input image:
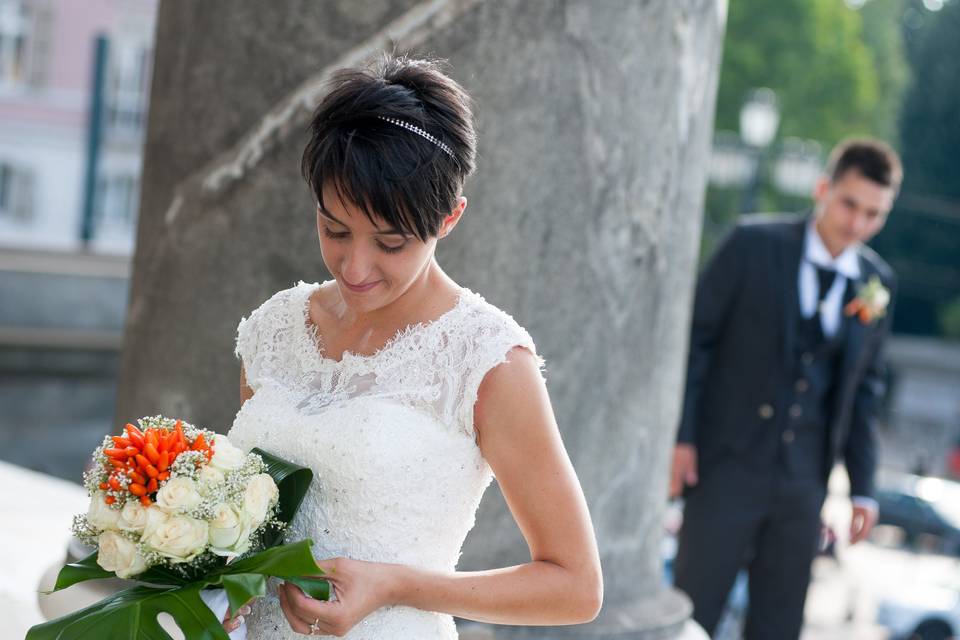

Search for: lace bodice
xmin=228 ymin=281 xmax=539 ymax=639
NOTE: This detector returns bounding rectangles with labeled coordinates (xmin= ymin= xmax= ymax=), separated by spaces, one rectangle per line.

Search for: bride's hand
xmin=277 ymin=557 xmax=397 ymax=636
xmin=222 ymin=600 xmax=253 ymax=633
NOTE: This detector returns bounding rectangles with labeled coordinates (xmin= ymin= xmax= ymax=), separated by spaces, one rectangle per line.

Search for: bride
xmin=224 ymin=54 xmax=602 ymax=638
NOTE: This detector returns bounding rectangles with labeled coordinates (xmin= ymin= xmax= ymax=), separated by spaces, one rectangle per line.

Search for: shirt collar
xmin=805 ymin=216 xmax=861 ymax=280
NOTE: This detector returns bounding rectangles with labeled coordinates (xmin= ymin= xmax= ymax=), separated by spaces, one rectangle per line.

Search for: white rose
xmin=208 ymin=503 xmax=253 ymax=556
xmin=156 ymin=477 xmax=203 ymax=513
xmin=141 ymin=505 xmax=167 ymax=538
xmin=209 ymin=436 xmax=246 ymax=472
xmin=242 ymin=473 xmax=279 ymax=527
xmin=117 ymin=500 xmax=149 ymax=534
xmin=198 ymin=465 xmax=226 ymax=490
xmin=96 ymin=530 xmax=148 ymax=578
xmin=86 ymin=493 xmax=121 ymax=531
xmin=141 ymin=509 xmax=209 ymax=563
xmin=874 ymin=288 xmax=890 ymax=309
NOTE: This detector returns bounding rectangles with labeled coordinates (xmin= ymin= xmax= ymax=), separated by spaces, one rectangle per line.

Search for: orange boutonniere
xmin=844 ymin=275 xmax=890 ymax=325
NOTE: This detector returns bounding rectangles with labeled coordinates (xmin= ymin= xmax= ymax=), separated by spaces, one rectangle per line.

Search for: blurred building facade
xmin=0 ymin=0 xmax=154 ymax=253
xmin=882 ymin=336 xmax=960 ymax=478
xmin=0 ymin=0 xmax=155 ymax=480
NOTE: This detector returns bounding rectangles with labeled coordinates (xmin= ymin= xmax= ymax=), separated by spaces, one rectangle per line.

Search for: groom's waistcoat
xmin=677 ymin=213 xmax=896 ymax=498
xmin=753 ymin=293 xmax=846 ymax=480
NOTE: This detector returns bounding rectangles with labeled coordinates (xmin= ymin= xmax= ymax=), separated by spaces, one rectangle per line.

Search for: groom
xmin=670 ymin=138 xmax=901 ymax=639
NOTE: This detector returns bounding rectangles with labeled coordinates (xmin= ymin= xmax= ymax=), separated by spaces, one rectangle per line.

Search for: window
xmin=0 ymin=0 xmax=28 ymax=87
xmin=94 ymin=173 xmax=139 ymax=229
xmin=24 ymin=0 xmax=52 ymax=87
xmin=0 ymin=161 xmax=35 ymax=222
xmin=104 ymin=40 xmax=153 ymax=136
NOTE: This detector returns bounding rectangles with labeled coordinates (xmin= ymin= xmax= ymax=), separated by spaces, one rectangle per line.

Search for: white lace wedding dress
xmin=228 ymin=281 xmax=540 ymax=639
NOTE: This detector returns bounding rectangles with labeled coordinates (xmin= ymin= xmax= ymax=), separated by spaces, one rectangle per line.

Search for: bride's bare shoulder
xmin=306 ymin=280 xmax=343 ymax=330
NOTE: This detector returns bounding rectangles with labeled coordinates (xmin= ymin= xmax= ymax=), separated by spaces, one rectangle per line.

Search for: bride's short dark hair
xmin=301 ymin=53 xmax=476 ymax=240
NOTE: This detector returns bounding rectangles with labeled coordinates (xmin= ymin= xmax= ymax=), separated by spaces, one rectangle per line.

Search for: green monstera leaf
xmin=52 ymin=552 xmax=189 ymax=591
xmin=27 ymin=583 xmax=228 ymax=640
xmin=28 ymin=541 xmax=331 ymax=639
xmin=28 ymin=449 xmax=327 ymax=639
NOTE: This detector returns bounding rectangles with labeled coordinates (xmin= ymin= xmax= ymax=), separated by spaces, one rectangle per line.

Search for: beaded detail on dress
xmin=229 ymin=281 xmax=539 ymax=639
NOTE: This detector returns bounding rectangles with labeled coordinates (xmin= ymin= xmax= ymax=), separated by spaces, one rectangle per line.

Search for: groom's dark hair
xmin=301 ymin=53 xmax=476 ymax=241
xmin=826 ymin=138 xmax=903 ymax=193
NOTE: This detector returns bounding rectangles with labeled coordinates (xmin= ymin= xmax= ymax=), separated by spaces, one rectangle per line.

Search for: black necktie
xmin=815 ymin=266 xmax=836 ymax=307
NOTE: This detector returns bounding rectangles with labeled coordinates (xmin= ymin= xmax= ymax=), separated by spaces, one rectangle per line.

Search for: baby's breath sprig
xmin=82 ymin=436 xmax=115 ymax=496
xmin=71 ymin=514 xmax=99 ymax=546
xmin=82 ymin=465 xmax=105 ymax=497
xmin=169 ymin=450 xmax=207 ymax=481
xmin=136 ymin=415 xmax=178 ymax=432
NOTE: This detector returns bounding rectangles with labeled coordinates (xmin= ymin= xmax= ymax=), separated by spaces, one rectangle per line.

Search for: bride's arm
xmin=240 ymin=364 xmax=254 ymax=406
xmin=387 ymin=346 xmax=603 ymax=624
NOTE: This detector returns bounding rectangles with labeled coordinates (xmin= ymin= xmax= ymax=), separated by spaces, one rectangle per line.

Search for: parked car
xmin=876 ymin=574 xmax=960 ymax=640
xmin=875 ymin=474 xmax=960 ymax=556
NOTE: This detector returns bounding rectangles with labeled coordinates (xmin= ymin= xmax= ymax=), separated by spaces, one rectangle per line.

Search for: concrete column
xmin=119 ymin=1 xmax=726 ymax=637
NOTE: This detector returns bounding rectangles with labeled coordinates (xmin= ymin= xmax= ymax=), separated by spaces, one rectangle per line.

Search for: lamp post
xmin=773 ymin=138 xmax=824 ymax=197
xmin=739 ymin=88 xmax=780 ymax=214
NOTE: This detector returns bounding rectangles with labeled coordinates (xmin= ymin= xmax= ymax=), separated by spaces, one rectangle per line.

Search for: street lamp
xmin=739 ymin=88 xmax=780 ymax=213
xmin=773 ymin=138 xmax=824 ymax=197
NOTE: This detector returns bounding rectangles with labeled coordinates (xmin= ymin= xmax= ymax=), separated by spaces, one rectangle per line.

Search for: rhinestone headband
xmin=377 ymin=116 xmax=454 ymax=158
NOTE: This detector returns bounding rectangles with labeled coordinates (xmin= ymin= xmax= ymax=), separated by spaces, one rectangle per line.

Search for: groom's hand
xmin=849 ymin=504 xmax=878 ymax=545
xmin=669 ymin=444 xmax=698 ymax=498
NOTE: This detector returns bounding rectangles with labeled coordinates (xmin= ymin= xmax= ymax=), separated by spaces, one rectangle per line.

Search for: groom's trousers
xmin=673 ymin=456 xmax=827 ymax=640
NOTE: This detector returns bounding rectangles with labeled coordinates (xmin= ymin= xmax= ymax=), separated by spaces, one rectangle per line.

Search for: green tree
xmin=859 ymin=0 xmax=911 ymax=141
xmin=898 ymin=0 xmax=960 ymax=200
xmin=940 ymin=295 xmax=960 ymax=340
xmin=715 ymin=0 xmax=882 ymax=147
xmin=870 ymin=0 xmax=960 ymax=337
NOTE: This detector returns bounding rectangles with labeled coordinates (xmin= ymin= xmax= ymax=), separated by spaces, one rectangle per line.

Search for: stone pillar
xmin=119 ymin=1 xmax=725 ymax=637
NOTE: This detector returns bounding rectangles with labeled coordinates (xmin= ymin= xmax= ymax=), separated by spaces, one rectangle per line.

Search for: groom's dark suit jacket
xmin=677 ymin=213 xmax=896 ymax=498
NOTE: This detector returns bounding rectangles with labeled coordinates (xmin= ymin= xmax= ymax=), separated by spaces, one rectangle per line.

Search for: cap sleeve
xmin=233 ymin=284 xmax=307 ymax=392
xmin=235 ymin=311 xmax=261 ymax=390
xmin=454 ymin=304 xmax=544 ymax=440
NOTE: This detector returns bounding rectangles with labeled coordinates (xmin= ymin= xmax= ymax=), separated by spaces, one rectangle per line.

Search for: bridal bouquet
xmin=28 ymin=416 xmax=329 ymax=640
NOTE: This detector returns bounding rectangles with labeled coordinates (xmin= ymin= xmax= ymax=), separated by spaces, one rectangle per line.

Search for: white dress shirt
xmin=799 ymin=217 xmax=861 ymax=337
xmin=798 ymin=218 xmax=877 ymax=513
